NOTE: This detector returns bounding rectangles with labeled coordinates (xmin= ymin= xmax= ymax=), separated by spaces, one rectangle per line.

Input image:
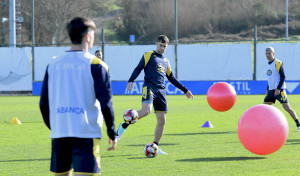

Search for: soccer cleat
xmin=116 ymin=123 xmax=126 ymax=141
xmin=158 ymin=148 xmax=168 ymax=155
xmin=297 ymin=126 xmax=300 ymax=132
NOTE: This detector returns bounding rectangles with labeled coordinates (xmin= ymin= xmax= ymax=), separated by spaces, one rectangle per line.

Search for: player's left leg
xmin=51 ymin=138 xmax=73 ymax=176
xmin=277 ymin=90 xmax=300 ymax=131
xmin=282 ymin=103 xmax=298 ymax=120
xmin=282 ymin=103 xmax=300 ymax=131
xmin=154 ymin=112 xmax=168 ymax=154
xmin=73 ymin=138 xmax=101 ymax=175
xmin=152 ymin=89 xmax=168 ymax=154
xmin=154 ymin=111 xmax=166 ymax=144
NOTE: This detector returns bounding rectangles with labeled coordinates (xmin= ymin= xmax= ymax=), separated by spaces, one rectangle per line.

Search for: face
xmin=96 ymin=51 xmax=102 ymax=59
xmin=155 ymin=41 xmax=168 ymax=55
xmin=265 ymin=50 xmax=275 ymax=62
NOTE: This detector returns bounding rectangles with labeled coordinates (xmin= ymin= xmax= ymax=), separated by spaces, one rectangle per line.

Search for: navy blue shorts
xmin=50 ymin=138 xmax=101 ymax=175
xmin=142 ymin=85 xmax=168 ymax=112
xmin=264 ymin=89 xmax=288 ymax=104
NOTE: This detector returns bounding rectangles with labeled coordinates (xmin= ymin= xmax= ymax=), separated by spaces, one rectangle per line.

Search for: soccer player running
xmin=116 ymin=35 xmax=194 ymax=154
xmin=263 ymin=47 xmax=300 ymax=132
xmin=39 ymin=17 xmax=117 ymax=176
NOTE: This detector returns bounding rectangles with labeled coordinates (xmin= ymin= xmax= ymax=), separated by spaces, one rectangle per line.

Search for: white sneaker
xmin=116 ymin=123 xmax=126 ymax=141
xmin=158 ymin=148 xmax=168 ymax=155
xmin=297 ymin=126 xmax=300 ymax=132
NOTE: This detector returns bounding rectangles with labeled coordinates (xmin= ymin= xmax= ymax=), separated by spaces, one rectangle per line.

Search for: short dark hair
xmin=67 ymin=17 xmax=96 ymax=45
xmin=157 ymin=35 xmax=169 ymax=44
xmin=95 ymin=50 xmax=101 ymax=55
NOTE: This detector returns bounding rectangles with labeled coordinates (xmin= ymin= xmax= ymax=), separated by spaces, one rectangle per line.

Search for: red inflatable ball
xmin=207 ymin=82 xmax=237 ymax=112
xmin=237 ymin=104 xmax=289 ymax=155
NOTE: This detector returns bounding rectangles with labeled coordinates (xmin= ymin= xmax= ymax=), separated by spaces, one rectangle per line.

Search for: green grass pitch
xmin=0 ymin=95 xmax=300 ymax=175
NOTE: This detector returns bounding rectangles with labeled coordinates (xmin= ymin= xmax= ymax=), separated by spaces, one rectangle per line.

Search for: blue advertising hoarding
xmin=32 ymin=80 xmax=300 ymax=96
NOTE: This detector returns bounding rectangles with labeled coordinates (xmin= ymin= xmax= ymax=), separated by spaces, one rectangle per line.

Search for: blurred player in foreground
xmin=263 ymin=46 xmax=300 ymax=132
xmin=39 ymin=17 xmax=117 ymax=175
xmin=117 ymin=35 xmax=194 ymax=154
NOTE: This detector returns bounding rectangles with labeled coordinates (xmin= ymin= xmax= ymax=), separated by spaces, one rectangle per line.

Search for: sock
xmin=295 ymin=119 xmax=300 ymax=127
xmin=122 ymin=123 xmax=129 ymax=129
xmin=153 ymin=141 xmax=159 ymax=146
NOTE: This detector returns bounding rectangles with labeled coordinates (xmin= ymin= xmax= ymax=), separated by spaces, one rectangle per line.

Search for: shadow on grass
xmin=21 ymin=121 xmax=44 ymax=123
xmin=165 ymin=131 xmax=233 ymax=136
xmin=285 ymin=139 xmax=300 ymax=145
xmin=0 ymin=158 xmax=49 ymax=162
xmin=102 ymin=154 xmax=136 ymax=158
xmin=176 ymin=156 xmax=266 ymax=162
xmin=128 ymin=157 xmax=150 ymax=160
xmin=140 ymin=131 xmax=235 ymax=138
xmin=127 ymin=143 xmax=177 ymax=147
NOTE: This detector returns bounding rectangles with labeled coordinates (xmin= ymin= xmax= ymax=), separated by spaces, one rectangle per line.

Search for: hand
xmin=185 ymin=90 xmax=194 ymax=99
xmin=274 ymin=89 xmax=280 ymax=96
xmin=107 ymin=138 xmax=117 ymax=151
xmin=127 ymin=82 xmax=134 ymax=91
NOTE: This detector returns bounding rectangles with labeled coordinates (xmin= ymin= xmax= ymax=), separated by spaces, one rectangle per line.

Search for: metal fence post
xmin=31 ymin=0 xmax=35 ymax=81
xmin=101 ymin=28 xmax=105 ymax=61
xmin=253 ymin=25 xmax=257 ymax=80
xmin=174 ymin=0 xmax=178 ymax=78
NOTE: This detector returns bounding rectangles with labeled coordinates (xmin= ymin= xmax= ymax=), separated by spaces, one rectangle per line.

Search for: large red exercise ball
xmin=237 ymin=104 xmax=289 ymax=155
xmin=207 ymin=82 xmax=237 ymax=112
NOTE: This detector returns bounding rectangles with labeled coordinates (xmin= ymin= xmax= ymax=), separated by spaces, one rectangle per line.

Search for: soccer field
xmin=0 ymin=95 xmax=300 ymax=176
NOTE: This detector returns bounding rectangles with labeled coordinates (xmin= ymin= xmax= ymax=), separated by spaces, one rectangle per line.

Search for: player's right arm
xmin=39 ymin=66 xmax=51 ymax=130
xmin=127 ymin=55 xmax=146 ymax=91
xmin=91 ymin=58 xmax=117 ymax=141
xmin=127 ymin=82 xmax=134 ymax=91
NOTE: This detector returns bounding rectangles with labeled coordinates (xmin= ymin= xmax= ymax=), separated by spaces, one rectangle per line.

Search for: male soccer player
xmin=116 ymin=35 xmax=194 ymax=154
xmin=95 ymin=49 xmax=103 ymax=60
xmin=263 ymin=46 xmax=300 ymax=132
xmin=39 ymin=17 xmax=117 ymax=175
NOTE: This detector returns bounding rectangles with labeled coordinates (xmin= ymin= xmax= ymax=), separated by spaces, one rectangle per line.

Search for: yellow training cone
xmin=11 ymin=117 xmax=22 ymax=124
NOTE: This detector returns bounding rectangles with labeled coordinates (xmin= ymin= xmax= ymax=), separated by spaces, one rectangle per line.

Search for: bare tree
xmin=119 ymin=0 xmax=300 ymax=41
xmin=2 ymin=0 xmax=300 ymax=45
xmin=0 ymin=1 xmax=9 ymax=45
xmin=19 ymin=0 xmax=119 ymax=45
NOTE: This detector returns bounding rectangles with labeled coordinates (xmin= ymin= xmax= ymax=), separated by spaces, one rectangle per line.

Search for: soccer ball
xmin=144 ymin=143 xmax=158 ymax=158
xmin=123 ymin=109 xmax=138 ymax=124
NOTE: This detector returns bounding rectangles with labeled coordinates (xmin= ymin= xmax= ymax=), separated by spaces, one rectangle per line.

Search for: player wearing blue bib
xmin=39 ymin=17 xmax=117 ymax=175
xmin=263 ymin=47 xmax=300 ymax=132
xmin=116 ymin=35 xmax=194 ymax=154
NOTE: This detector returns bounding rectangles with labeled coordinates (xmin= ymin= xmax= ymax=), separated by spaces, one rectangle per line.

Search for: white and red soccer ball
xmin=144 ymin=143 xmax=158 ymax=158
xmin=123 ymin=109 xmax=138 ymax=124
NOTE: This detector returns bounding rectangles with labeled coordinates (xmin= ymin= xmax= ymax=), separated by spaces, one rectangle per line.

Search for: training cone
xmin=11 ymin=117 xmax=22 ymax=124
xmin=202 ymin=121 xmax=213 ymax=128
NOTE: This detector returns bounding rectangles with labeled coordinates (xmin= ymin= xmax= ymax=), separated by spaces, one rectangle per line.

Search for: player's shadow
xmin=285 ymin=139 xmax=300 ymax=145
xmin=128 ymin=157 xmax=153 ymax=160
xmin=126 ymin=143 xmax=177 ymax=147
xmin=176 ymin=156 xmax=266 ymax=162
xmin=165 ymin=131 xmax=233 ymax=136
xmin=102 ymin=154 xmax=136 ymax=158
xmin=0 ymin=158 xmax=50 ymax=163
